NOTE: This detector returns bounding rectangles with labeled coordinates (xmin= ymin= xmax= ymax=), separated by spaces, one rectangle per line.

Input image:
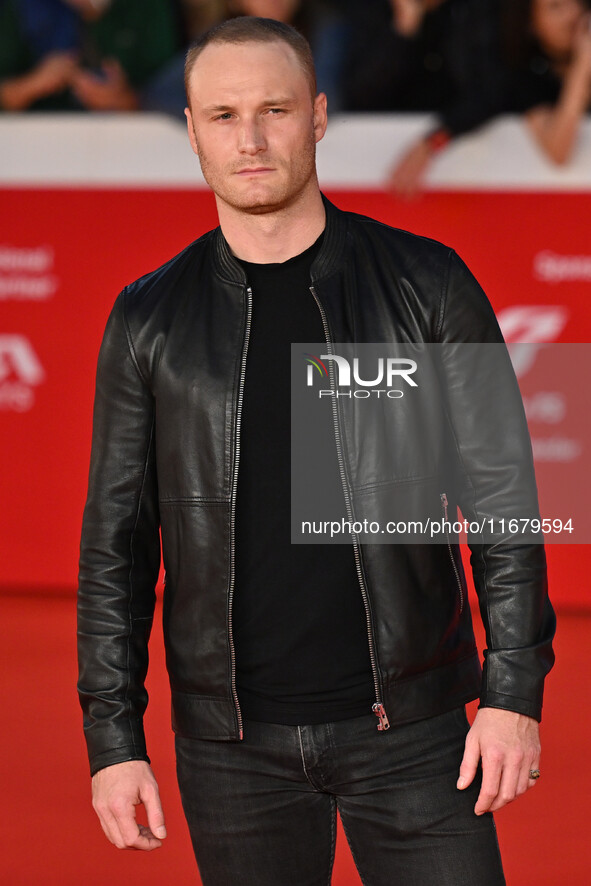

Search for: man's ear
xmin=313 ymin=92 xmax=328 ymax=144
xmin=185 ymin=107 xmax=199 ymax=156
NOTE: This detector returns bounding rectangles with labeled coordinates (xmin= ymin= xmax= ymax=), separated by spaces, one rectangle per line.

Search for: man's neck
xmin=216 ymin=184 xmax=326 ymax=264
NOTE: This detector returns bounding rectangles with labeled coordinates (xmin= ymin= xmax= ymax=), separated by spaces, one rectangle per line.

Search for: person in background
xmin=501 ymin=0 xmax=591 ymax=164
xmin=343 ymin=0 xmax=504 ymax=196
xmin=0 ymin=0 xmax=79 ymax=110
xmin=141 ymin=0 xmax=227 ymax=115
xmin=0 ymin=0 xmax=179 ymax=112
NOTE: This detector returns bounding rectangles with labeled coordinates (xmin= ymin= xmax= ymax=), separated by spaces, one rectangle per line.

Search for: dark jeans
xmin=175 ymin=707 xmax=505 ymax=886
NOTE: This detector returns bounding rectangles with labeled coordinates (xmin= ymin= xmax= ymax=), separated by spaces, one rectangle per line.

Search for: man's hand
xmin=31 ymin=52 xmax=78 ymax=97
xmin=457 ymin=708 xmax=541 ymax=815
xmin=386 ymin=139 xmax=433 ymax=199
xmin=387 ymin=138 xmax=434 ymax=198
xmin=0 ymin=52 xmax=77 ymax=111
xmin=91 ymin=760 xmax=167 ymax=850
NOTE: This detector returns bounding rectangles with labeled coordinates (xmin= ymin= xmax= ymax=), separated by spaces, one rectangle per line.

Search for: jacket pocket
xmin=440 ymin=492 xmax=464 ymax=613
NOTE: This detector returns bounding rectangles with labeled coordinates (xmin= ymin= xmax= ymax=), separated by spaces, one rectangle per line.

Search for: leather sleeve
xmin=77 ymin=289 xmax=161 ymax=775
xmin=438 ymin=250 xmax=556 ymax=721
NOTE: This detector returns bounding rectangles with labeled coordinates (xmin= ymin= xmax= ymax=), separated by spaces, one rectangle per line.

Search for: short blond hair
xmin=184 ymin=16 xmax=317 ymax=103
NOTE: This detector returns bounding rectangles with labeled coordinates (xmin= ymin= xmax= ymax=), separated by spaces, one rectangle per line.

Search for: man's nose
xmin=237 ymin=118 xmax=266 ymax=154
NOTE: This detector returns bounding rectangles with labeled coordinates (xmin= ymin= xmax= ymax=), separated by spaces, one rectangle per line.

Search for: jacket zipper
xmin=440 ymin=493 xmax=464 ymax=613
xmin=310 ymin=286 xmax=390 ymax=732
xmin=227 ymin=285 xmax=253 ymax=740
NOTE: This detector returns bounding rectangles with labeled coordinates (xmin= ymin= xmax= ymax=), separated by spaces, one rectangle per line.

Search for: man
xmin=78 ymin=16 xmax=555 ymax=886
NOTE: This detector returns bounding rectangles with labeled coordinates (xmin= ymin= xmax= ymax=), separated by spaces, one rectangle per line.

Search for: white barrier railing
xmin=1 ymin=113 xmax=590 ymax=190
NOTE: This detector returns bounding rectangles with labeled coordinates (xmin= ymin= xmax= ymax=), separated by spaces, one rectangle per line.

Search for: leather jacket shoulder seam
xmin=121 ymin=286 xmax=151 ymax=388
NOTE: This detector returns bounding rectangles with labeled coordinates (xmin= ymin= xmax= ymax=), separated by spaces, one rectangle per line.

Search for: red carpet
xmin=0 ymin=594 xmax=587 ymax=885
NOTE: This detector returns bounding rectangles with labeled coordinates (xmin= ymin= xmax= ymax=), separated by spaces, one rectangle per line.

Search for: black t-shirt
xmin=233 ymin=234 xmax=374 ymax=725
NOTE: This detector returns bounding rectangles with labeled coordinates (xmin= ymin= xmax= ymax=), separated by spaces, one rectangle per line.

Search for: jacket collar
xmin=211 ymin=193 xmax=348 ymax=286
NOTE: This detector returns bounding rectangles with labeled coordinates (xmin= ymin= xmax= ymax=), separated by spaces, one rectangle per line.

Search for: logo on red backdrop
xmin=0 ymin=245 xmax=57 ymax=301
xmin=533 ymin=250 xmax=591 ymax=284
xmin=497 ymin=306 xmax=581 ymax=466
xmin=498 ymin=305 xmax=569 ymax=376
xmin=0 ymin=335 xmax=46 ymax=412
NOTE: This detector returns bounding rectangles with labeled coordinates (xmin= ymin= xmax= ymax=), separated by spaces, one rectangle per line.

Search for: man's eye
xmin=215 ymin=113 xmax=233 ymax=121
xmin=267 ymin=108 xmax=285 ymax=115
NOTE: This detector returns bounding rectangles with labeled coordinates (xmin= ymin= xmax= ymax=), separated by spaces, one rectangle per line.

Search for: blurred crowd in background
xmin=1 ymin=0 xmax=590 ymax=193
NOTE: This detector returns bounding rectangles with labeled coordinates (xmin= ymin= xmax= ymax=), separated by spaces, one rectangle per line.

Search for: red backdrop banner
xmin=1 ymin=187 xmax=589 ymax=604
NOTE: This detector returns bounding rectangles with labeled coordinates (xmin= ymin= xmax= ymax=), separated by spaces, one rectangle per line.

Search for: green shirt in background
xmin=0 ymin=0 xmax=179 ymax=110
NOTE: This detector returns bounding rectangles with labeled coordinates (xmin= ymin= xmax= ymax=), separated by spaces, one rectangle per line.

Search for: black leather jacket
xmin=77 ymin=197 xmax=555 ymax=776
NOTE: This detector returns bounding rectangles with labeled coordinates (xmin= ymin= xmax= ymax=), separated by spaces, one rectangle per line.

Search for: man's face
xmin=185 ymin=40 xmax=327 ymax=215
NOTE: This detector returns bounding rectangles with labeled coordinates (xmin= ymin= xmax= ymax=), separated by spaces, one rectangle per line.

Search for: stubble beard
xmin=195 ymin=126 xmax=318 ymax=216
